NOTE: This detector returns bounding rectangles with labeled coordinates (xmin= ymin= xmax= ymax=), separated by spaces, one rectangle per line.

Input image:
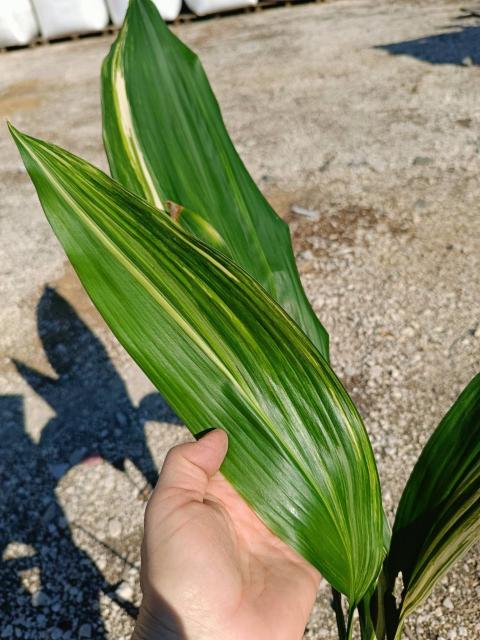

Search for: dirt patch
xmin=0 ymin=79 xmax=44 ymax=115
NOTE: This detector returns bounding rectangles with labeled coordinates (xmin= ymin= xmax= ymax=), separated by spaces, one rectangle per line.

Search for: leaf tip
xmin=6 ymin=120 xmax=19 ymax=138
xmin=6 ymin=121 xmax=31 ymax=153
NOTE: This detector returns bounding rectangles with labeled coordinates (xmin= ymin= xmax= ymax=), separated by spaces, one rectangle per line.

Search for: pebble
xmin=298 ymin=249 xmax=314 ymax=260
xmin=79 ymin=624 xmax=92 ymax=639
xmin=41 ymin=502 xmax=57 ymax=524
xmin=116 ymin=581 xmax=134 ymax=601
xmin=115 ymin=411 xmax=128 ymax=427
xmin=290 ymin=203 xmax=320 ymax=220
xmin=49 ymin=463 xmax=69 ymax=480
xmin=69 ymin=447 xmax=87 ymax=466
xmin=369 ymin=364 xmax=383 ymax=379
xmin=32 ymin=591 xmax=49 ymax=607
xmin=108 ymin=517 xmax=122 ymax=538
xmin=412 ymin=156 xmax=433 ymax=166
xmin=401 ymin=325 xmax=415 ymax=338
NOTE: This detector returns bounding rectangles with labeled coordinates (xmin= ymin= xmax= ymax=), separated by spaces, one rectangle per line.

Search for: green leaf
xmin=101 ymin=0 xmax=329 ymax=360
xmin=10 ymin=124 xmax=384 ymax=603
xmin=383 ymin=374 xmax=480 ymax=639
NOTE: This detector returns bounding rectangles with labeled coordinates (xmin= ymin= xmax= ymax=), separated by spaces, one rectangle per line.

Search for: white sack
xmin=0 ymin=0 xmax=39 ymax=47
xmin=32 ymin=0 xmax=109 ymax=39
xmin=185 ymin=0 xmax=257 ymax=16
xmin=105 ymin=0 xmax=181 ymax=26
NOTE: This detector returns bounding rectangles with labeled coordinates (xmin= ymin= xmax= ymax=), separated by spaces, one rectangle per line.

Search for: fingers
xmin=154 ymin=429 xmax=228 ymax=502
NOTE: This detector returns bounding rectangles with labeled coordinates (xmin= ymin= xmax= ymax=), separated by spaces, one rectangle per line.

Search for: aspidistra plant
xmin=9 ymin=1 xmax=479 ymax=637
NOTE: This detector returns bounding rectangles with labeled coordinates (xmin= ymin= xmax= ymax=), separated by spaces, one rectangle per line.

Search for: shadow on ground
xmin=376 ymin=26 xmax=480 ymax=66
xmin=0 ymin=287 xmax=180 ymax=638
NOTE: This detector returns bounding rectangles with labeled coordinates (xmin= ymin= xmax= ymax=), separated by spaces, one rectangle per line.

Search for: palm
xmin=155 ymin=472 xmax=319 ymax=640
xmin=140 ymin=431 xmax=320 ymax=640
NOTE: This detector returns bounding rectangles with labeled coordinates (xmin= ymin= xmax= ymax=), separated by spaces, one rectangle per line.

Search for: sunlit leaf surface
xmin=101 ymin=0 xmax=329 ymax=359
xmin=10 ymin=125 xmax=384 ymax=602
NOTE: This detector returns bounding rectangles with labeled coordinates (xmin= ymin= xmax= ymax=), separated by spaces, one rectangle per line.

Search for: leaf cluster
xmin=9 ymin=2 xmax=479 ymax=637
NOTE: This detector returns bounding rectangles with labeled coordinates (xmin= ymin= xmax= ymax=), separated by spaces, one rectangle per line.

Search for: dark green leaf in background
xmin=101 ymin=0 xmax=329 ymax=360
xmin=381 ymin=374 xmax=480 ymax=639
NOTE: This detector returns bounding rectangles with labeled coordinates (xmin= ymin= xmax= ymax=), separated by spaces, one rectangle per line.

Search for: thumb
xmin=155 ymin=429 xmax=228 ymax=501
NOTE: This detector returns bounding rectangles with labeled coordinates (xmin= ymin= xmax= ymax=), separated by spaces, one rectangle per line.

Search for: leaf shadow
xmin=375 ymin=26 xmax=480 ymax=66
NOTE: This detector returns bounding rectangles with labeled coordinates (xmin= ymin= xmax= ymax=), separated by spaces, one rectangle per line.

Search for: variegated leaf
xmin=10 ymin=124 xmax=384 ymax=603
xmin=101 ymin=0 xmax=329 ymax=360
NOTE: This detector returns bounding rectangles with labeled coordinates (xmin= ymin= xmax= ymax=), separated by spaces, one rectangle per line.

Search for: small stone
xmin=79 ymin=624 xmax=92 ymax=639
xmin=442 ymin=596 xmax=454 ymax=610
xmin=116 ymin=581 xmax=133 ymax=601
xmin=115 ymin=411 xmax=128 ymax=427
xmin=369 ymin=365 xmax=382 ymax=379
xmin=49 ymin=463 xmax=69 ymax=480
xmin=108 ymin=518 xmax=122 ymax=538
xmin=290 ymin=204 xmax=320 ymax=221
xmin=54 ymin=343 xmax=68 ymax=356
xmin=32 ymin=591 xmax=49 ymax=607
xmin=298 ymin=249 xmax=314 ymax=260
xmin=69 ymin=447 xmax=87 ymax=466
xmin=412 ymin=156 xmax=433 ymax=166
xmin=41 ymin=502 xmax=57 ymax=525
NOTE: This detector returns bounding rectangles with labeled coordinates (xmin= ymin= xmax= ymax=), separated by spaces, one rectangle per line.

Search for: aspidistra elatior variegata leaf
xmin=10 ymin=125 xmax=384 ymax=604
xmin=101 ymin=0 xmax=329 ymax=360
xmin=384 ymin=374 xmax=480 ymax=639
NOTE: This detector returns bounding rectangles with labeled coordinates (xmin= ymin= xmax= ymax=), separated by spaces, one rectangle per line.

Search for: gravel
xmin=0 ymin=0 xmax=479 ymax=638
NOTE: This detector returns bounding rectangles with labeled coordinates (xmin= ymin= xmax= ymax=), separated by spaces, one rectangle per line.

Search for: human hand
xmin=132 ymin=429 xmax=320 ymax=640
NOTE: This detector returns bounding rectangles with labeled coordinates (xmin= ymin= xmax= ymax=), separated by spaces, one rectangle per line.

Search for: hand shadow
xmin=0 ymin=395 xmax=111 ymax=636
xmin=1 ymin=286 xmax=182 ymax=636
xmin=14 ymin=286 xmax=181 ymax=488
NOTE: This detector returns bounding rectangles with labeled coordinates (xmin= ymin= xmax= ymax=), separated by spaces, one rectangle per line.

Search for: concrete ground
xmin=0 ymin=0 xmax=479 ymax=638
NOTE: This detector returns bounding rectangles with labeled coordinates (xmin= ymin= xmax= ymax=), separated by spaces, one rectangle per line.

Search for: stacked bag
xmin=0 ymin=0 xmax=259 ymax=47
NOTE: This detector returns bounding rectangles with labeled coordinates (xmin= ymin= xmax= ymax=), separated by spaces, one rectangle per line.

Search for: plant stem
xmin=331 ymin=588 xmax=347 ymax=640
xmin=346 ymin=608 xmax=355 ymax=640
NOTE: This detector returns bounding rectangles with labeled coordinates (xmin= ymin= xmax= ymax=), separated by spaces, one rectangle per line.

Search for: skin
xmin=132 ymin=429 xmax=321 ymax=640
